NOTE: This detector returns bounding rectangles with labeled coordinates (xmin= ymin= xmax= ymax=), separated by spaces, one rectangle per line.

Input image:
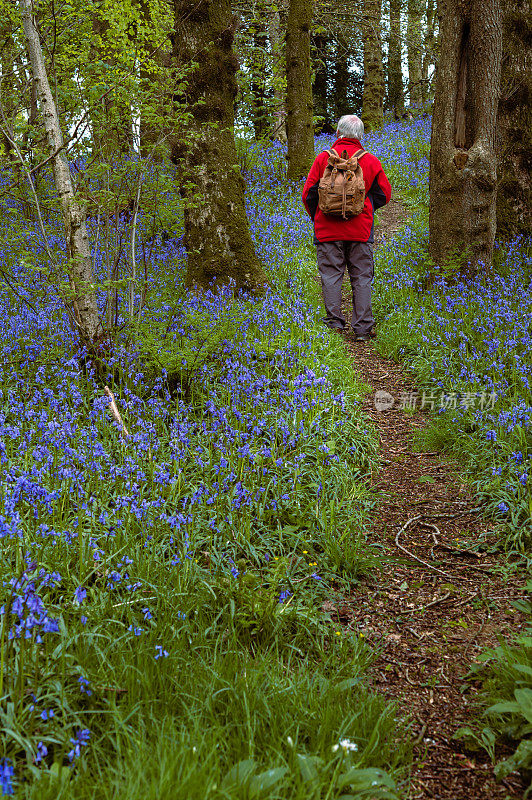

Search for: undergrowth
xmin=455 ymin=581 xmax=532 ymax=794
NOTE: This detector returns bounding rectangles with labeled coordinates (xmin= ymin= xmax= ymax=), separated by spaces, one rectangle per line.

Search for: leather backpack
xmin=318 ymin=147 xmax=366 ymax=219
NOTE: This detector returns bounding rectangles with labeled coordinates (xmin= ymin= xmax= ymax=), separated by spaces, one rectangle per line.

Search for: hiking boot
xmin=369 ymin=326 xmax=377 ymax=339
xmin=353 ymin=334 xmax=371 ymax=342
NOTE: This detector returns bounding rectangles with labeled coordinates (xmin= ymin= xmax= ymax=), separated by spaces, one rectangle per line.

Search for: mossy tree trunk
xmin=286 ymin=0 xmax=315 ymax=180
xmin=172 ymin=0 xmax=267 ymax=293
xmin=362 ymin=0 xmax=384 ymax=131
xmin=429 ymin=0 xmax=502 ymax=273
xmin=496 ymin=0 xmax=531 ymax=237
xmin=388 ymin=0 xmax=405 ymax=118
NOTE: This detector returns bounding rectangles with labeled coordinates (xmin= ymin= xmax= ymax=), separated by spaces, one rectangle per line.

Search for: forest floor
xmin=328 ymin=199 xmax=527 ymax=799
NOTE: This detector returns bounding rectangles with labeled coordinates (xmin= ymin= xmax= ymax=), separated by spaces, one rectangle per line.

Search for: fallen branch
xmin=104 ymin=386 xmax=129 ymax=438
xmin=422 ymin=507 xmax=483 ymax=518
xmin=423 ymin=520 xmax=482 ymax=558
xmin=395 ymin=516 xmax=460 ymax=581
xmin=398 ymin=591 xmax=451 ymax=615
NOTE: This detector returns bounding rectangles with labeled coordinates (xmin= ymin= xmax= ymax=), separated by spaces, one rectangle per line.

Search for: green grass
xmin=23 ymin=638 xmax=412 ymax=799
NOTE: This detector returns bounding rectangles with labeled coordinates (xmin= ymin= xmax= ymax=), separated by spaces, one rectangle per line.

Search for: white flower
xmin=287 ymin=736 xmax=294 ymax=747
xmin=340 ymin=739 xmax=358 ymax=753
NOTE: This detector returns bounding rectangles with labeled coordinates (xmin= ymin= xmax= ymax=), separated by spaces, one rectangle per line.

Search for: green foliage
xmin=457 ymin=581 xmax=532 ymax=794
xmin=131 ymin=291 xmax=250 ymax=398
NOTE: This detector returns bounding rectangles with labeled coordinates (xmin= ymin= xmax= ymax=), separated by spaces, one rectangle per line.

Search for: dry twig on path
xmin=395 ymin=516 xmax=462 ymax=581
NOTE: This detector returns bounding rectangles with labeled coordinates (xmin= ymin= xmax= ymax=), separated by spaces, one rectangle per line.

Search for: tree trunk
xmin=407 ymin=0 xmax=423 ymax=107
xmin=421 ymin=0 xmax=437 ymax=105
xmin=0 ymin=24 xmax=17 ymax=166
xmin=19 ymin=0 xmax=101 ymax=343
xmin=267 ymin=1 xmax=287 ymax=142
xmin=312 ymin=31 xmax=331 ymax=132
xmin=362 ymin=0 xmax=384 ymax=130
xmin=139 ymin=44 xmax=174 ymax=160
xmin=429 ymin=0 xmax=502 ymax=273
xmin=90 ymin=14 xmax=134 ymax=158
xmin=286 ymin=0 xmax=315 ymax=180
xmin=388 ymin=0 xmax=405 ymax=117
xmin=332 ymin=34 xmax=349 ymax=121
xmin=172 ymin=0 xmax=267 ymax=293
xmin=496 ymin=0 xmax=531 ymax=237
xmin=251 ymin=2 xmax=269 ymax=139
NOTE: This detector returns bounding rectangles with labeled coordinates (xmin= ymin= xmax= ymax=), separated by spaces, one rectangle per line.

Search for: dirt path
xmin=333 ymin=199 xmax=527 ymax=799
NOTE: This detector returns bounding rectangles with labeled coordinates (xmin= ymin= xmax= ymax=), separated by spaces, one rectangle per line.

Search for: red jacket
xmin=302 ymin=138 xmax=392 ymax=242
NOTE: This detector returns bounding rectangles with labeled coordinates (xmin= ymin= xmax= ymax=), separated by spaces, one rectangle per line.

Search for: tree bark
xmin=19 ymin=0 xmax=101 ymax=343
xmin=421 ymin=0 xmax=437 ymax=105
xmin=332 ymin=34 xmax=349 ymax=121
xmin=388 ymin=0 xmax=405 ymax=117
xmin=312 ymin=30 xmax=330 ymax=132
xmin=407 ymin=0 xmax=423 ymax=107
xmin=496 ymin=0 xmax=531 ymax=237
xmin=362 ymin=0 xmax=384 ymax=130
xmin=429 ymin=0 xmax=502 ymax=273
xmin=251 ymin=2 xmax=269 ymax=139
xmin=286 ymin=0 xmax=315 ymax=180
xmin=172 ymin=0 xmax=267 ymax=293
xmin=267 ymin=1 xmax=287 ymax=142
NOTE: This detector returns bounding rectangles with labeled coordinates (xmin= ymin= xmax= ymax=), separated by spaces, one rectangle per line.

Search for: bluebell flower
xmin=0 ymin=759 xmax=14 ymax=795
xmin=78 ymin=675 xmax=92 ymax=695
xmin=35 ymin=741 xmax=48 ymax=764
xmin=67 ymin=728 xmax=90 ymax=763
xmin=74 ymin=586 xmax=87 ymax=605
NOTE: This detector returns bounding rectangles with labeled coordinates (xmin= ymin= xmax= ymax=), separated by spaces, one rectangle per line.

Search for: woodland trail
xmin=331 ymin=201 xmax=527 ymax=799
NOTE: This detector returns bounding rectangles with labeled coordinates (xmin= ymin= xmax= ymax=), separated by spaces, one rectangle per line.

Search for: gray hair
xmin=336 ymin=115 xmax=364 ymax=139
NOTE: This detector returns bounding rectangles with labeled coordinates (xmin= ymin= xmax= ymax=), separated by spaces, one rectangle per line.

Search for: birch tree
xmin=18 ymin=0 xmax=101 ymax=344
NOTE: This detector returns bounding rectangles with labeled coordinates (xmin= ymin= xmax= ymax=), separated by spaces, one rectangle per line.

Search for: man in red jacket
xmin=302 ymin=114 xmax=392 ymax=341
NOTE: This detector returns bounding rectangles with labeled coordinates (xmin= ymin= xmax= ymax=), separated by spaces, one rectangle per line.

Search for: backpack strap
xmin=353 ymin=148 xmax=366 ymax=159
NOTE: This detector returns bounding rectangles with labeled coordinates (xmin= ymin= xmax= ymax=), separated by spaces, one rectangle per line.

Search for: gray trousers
xmin=316 ymin=240 xmax=375 ymax=335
